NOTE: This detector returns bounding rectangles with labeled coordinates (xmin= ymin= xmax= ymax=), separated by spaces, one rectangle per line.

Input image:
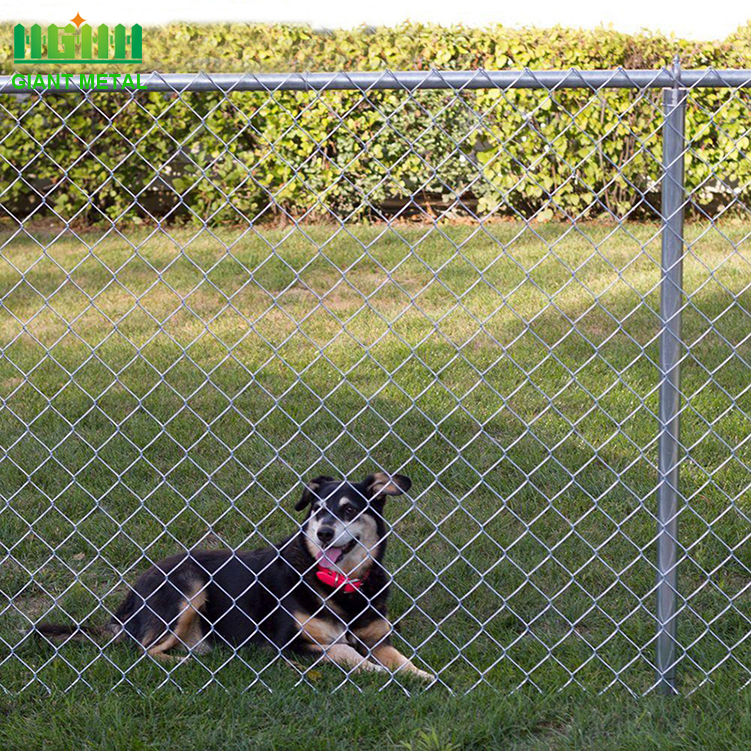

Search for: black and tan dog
xmin=37 ymin=472 xmax=433 ymax=681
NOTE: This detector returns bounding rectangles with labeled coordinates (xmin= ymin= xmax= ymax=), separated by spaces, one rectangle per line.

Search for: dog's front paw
xmin=414 ymin=668 xmax=437 ymax=682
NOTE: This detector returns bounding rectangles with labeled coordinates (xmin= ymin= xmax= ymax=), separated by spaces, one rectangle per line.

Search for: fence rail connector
xmin=655 ymin=56 xmax=687 ymax=696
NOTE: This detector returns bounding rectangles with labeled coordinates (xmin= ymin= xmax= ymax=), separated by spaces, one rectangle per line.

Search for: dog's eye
xmin=341 ymin=505 xmax=356 ymax=520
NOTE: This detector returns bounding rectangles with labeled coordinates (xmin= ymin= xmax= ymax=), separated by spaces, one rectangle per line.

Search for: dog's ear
xmin=364 ymin=472 xmax=412 ymax=500
xmin=295 ymin=475 xmax=335 ymax=511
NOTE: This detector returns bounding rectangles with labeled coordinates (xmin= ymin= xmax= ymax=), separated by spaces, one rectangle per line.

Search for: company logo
xmin=14 ymin=13 xmax=142 ymax=65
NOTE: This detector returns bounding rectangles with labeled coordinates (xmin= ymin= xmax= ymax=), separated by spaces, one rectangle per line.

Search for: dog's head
xmin=295 ymin=472 xmax=411 ymax=576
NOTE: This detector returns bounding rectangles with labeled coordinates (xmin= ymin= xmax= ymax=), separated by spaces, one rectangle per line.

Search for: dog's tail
xmin=34 ymin=621 xmax=110 ymax=644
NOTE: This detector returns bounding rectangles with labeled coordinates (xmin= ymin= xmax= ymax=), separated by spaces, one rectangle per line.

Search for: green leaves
xmin=1 ymin=22 xmax=748 ymax=223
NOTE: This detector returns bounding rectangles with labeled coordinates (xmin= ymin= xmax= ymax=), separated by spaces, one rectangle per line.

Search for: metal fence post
xmin=656 ymin=59 xmax=686 ymax=695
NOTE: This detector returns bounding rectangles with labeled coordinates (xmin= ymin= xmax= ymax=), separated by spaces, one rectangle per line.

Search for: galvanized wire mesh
xmin=0 ymin=68 xmax=748 ymax=695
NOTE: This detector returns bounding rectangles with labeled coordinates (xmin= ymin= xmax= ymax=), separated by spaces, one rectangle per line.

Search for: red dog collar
xmin=315 ymin=566 xmax=366 ymax=594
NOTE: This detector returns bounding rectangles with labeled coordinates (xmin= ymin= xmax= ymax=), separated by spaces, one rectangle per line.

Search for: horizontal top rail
xmin=2 ymin=68 xmax=751 ymax=94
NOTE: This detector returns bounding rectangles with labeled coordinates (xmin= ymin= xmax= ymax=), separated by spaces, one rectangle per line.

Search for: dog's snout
xmin=317 ymin=526 xmax=335 ymax=544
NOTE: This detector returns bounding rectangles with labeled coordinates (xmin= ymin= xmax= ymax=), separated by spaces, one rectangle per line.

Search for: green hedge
xmin=1 ymin=23 xmax=749 ymax=223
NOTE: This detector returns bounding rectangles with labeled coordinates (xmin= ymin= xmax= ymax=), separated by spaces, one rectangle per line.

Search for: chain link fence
xmin=0 ymin=67 xmax=748 ymax=695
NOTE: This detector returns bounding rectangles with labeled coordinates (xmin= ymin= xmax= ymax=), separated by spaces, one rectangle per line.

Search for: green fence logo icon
xmin=14 ymin=14 xmax=142 ymax=65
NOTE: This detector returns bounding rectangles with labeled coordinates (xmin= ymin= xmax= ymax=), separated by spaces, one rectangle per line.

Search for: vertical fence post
xmin=656 ymin=58 xmax=686 ymax=695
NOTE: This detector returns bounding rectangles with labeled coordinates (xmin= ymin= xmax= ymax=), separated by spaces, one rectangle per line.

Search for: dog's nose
xmin=317 ymin=527 xmax=335 ymax=544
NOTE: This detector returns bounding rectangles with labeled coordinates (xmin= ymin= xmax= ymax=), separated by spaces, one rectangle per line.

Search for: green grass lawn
xmin=0 ymin=220 xmax=748 ymax=747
